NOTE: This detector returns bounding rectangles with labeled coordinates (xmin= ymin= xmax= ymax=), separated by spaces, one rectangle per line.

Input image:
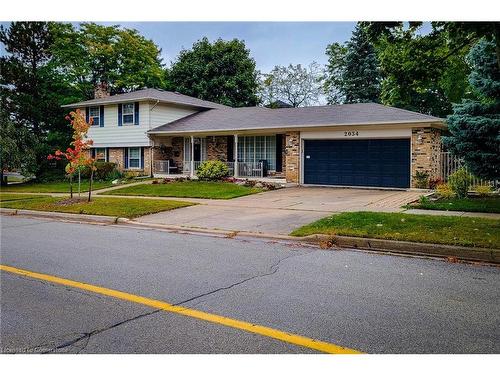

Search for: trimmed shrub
xmin=81 ymin=162 xmax=119 ymax=180
xmin=436 ymin=183 xmax=455 ymax=199
xmin=448 ymin=168 xmax=471 ymax=198
xmin=413 ymin=170 xmax=429 ymax=189
xmin=473 ymin=184 xmax=493 ymax=197
xmin=196 ymin=160 xmax=229 ymax=181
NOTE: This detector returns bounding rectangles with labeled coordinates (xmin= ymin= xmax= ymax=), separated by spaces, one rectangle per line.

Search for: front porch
xmin=151 ymin=134 xmax=288 ymax=181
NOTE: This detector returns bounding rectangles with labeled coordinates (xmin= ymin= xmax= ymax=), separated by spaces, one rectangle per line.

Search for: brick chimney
xmin=94 ymin=82 xmax=110 ymax=99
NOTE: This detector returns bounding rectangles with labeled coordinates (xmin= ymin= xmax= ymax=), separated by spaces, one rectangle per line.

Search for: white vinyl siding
xmin=86 ymin=102 xmax=200 ymax=148
xmin=237 ymin=135 xmax=277 ymax=170
xmin=149 ymin=103 xmax=198 ymax=128
xmin=128 ymin=147 xmax=141 ymax=169
xmin=89 ymin=106 xmax=100 ymax=126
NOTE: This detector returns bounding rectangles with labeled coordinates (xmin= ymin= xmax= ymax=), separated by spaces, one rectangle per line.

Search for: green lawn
xmin=291 ymin=211 xmax=500 ymax=249
xmin=0 ymin=193 xmax=47 ymax=202
xmin=0 ymin=196 xmax=194 ymax=219
xmin=104 ymin=181 xmax=263 ymax=199
xmin=1 ymin=180 xmax=114 ymax=193
xmin=409 ymin=196 xmax=500 ymax=213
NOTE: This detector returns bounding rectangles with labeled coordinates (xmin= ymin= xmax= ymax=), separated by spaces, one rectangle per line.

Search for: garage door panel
xmin=304 ymin=139 xmax=410 ymax=188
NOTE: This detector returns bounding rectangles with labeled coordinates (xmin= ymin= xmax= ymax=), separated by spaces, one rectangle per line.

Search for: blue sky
xmin=1 ymin=22 xmax=357 ymax=72
xmin=115 ymin=22 xmax=357 ymax=72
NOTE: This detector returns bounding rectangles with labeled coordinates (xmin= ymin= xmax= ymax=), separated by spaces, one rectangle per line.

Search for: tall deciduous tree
xmin=0 ymin=22 xmax=79 ymax=177
xmin=259 ymin=62 xmax=324 ymax=107
xmin=443 ymin=39 xmax=500 ymax=181
xmin=51 ymin=23 xmax=165 ymax=98
xmin=325 ymin=24 xmax=381 ymax=104
xmin=168 ymin=37 xmax=259 ymax=107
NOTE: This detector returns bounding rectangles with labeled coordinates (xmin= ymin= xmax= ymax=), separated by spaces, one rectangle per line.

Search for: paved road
xmin=1 ymin=215 xmax=499 ymax=353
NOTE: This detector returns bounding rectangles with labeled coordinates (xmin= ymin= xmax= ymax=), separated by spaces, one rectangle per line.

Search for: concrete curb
xmin=298 ymin=234 xmax=499 ymax=264
xmin=0 ymin=208 xmax=119 ymax=224
xmin=2 ymin=209 xmax=498 ymax=264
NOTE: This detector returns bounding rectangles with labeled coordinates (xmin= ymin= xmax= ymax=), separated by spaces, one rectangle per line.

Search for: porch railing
xmin=154 ymin=160 xmax=263 ymax=179
xmin=440 ymin=152 xmax=497 ymax=187
xmin=236 ymin=162 xmax=263 ymax=178
xmin=153 ymin=160 xmax=170 ymax=174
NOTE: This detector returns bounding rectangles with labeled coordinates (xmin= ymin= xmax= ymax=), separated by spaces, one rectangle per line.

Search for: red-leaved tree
xmin=48 ymin=109 xmax=96 ymax=201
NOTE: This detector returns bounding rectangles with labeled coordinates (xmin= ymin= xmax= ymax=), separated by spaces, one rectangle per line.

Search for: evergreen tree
xmin=342 ymin=24 xmax=381 ymax=103
xmin=169 ymin=37 xmax=259 ymax=107
xmin=443 ymin=39 xmax=500 ymax=180
xmin=324 ymin=23 xmax=381 ymax=104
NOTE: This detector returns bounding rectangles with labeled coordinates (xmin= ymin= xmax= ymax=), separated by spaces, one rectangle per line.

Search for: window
xmin=122 ymin=103 xmax=135 ymax=125
xmin=128 ymin=147 xmax=141 ymax=169
xmin=237 ymin=135 xmax=277 ymax=170
xmin=95 ymin=148 xmax=106 ymax=162
xmin=89 ymin=106 xmax=100 ymax=126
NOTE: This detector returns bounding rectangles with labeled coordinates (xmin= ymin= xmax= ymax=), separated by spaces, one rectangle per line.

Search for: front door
xmin=193 ymin=143 xmax=201 ymax=161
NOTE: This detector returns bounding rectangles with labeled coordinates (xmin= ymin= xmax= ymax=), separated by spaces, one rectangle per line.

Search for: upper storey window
xmin=122 ymin=103 xmax=135 ymax=125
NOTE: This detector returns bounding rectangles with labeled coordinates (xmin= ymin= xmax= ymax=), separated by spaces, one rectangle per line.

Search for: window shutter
xmin=118 ymin=104 xmax=123 ymax=126
xmin=85 ymin=107 xmax=89 ymax=123
xmin=105 ymin=148 xmax=108 ymax=162
xmin=140 ymin=147 xmax=144 ymax=169
xmin=91 ymin=148 xmax=96 ymax=159
xmin=99 ymin=106 xmax=104 ymax=127
xmin=124 ymin=148 xmax=128 ymax=169
xmin=134 ymin=102 xmax=139 ymax=125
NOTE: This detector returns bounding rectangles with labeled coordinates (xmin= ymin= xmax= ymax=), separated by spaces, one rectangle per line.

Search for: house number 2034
xmin=344 ymin=131 xmax=359 ymax=137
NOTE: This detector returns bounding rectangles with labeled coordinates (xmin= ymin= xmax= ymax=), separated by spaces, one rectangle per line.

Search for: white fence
xmin=440 ymin=152 xmax=497 ymax=187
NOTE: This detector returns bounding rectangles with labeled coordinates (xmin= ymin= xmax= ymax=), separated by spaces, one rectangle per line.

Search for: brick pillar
xmin=143 ymin=147 xmax=152 ymax=176
xmin=411 ymin=127 xmax=442 ymax=187
xmin=285 ymin=131 xmax=300 ymax=183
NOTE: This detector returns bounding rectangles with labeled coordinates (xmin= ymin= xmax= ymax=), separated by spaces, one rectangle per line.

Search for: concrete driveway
xmin=135 ymin=187 xmax=423 ymax=235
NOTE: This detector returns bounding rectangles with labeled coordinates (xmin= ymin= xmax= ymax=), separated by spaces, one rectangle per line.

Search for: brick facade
xmin=86 ymin=147 xmax=152 ymax=176
xmin=411 ymin=127 xmax=442 ymax=187
xmin=152 ymin=137 xmax=184 ymax=171
xmin=284 ymin=131 xmax=300 ymax=183
xmin=207 ymin=136 xmax=229 ymax=161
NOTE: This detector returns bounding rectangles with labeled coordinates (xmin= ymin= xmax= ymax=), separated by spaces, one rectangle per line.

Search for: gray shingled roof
xmin=62 ymin=88 xmax=229 ymax=109
xmin=149 ymin=103 xmax=443 ymax=134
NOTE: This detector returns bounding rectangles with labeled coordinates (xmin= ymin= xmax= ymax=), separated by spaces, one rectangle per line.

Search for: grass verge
xmin=409 ymin=196 xmax=500 ymax=213
xmin=0 ymin=196 xmax=194 ymax=219
xmin=0 ymin=193 xmax=47 ymax=202
xmin=290 ymin=211 xmax=500 ymax=249
xmin=1 ymin=180 xmax=114 ymax=193
xmin=104 ymin=181 xmax=263 ymax=199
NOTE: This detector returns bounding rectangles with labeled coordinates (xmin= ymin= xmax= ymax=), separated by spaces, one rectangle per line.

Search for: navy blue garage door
xmin=303 ymin=139 xmax=410 ymax=188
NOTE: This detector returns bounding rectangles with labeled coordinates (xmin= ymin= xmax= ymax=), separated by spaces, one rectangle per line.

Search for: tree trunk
xmin=69 ymin=174 xmax=73 ymax=199
xmin=88 ymin=169 xmax=94 ymax=202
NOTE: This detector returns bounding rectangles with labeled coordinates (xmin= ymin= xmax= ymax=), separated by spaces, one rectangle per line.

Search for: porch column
xmin=190 ymin=135 xmax=195 ymax=177
xmin=234 ymin=134 xmax=239 ymax=177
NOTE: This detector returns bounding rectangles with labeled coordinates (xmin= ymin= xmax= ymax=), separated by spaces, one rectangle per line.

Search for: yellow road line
xmin=0 ymin=264 xmax=362 ymax=354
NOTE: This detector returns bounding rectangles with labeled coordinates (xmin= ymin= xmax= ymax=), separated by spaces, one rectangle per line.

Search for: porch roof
xmin=148 ymin=103 xmax=444 ymax=135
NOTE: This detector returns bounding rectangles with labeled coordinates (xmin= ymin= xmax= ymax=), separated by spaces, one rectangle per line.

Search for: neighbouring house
xmin=63 ymin=88 xmax=445 ymax=189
